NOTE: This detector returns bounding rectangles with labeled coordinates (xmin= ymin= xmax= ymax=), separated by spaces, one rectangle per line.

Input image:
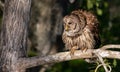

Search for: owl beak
xmin=65 ymin=25 xmax=69 ymax=31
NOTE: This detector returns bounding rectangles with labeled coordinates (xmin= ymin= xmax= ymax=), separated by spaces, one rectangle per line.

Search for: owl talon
xmin=70 ymin=46 xmax=78 ymax=57
xmin=81 ymin=48 xmax=88 ymax=52
xmin=70 ymin=49 xmax=75 ymax=57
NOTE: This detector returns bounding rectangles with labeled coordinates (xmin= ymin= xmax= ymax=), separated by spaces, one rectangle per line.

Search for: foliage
xmin=47 ymin=60 xmax=95 ymax=72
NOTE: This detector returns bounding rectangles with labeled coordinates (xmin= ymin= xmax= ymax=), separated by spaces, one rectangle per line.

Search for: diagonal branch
xmin=18 ymin=44 xmax=120 ymax=69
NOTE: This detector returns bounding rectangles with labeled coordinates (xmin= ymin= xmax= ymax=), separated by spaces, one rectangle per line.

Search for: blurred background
xmin=0 ymin=0 xmax=120 ymax=72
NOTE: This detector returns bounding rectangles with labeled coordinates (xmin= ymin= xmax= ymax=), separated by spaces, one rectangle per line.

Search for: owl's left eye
xmin=68 ymin=22 xmax=72 ymax=25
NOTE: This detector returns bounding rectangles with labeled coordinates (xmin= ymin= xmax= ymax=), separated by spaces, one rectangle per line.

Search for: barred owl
xmin=62 ymin=10 xmax=101 ymax=55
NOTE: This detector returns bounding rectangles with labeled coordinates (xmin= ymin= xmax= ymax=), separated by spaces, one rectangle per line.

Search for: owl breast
xmin=62 ymin=27 xmax=95 ymax=50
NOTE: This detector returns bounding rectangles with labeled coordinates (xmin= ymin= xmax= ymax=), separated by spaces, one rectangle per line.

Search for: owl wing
xmin=89 ymin=22 xmax=101 ymax=48
xmin=82 ymin=10 xmax=101 ymax=48
xmin=72 ymin=10 xmax=101 ymax=48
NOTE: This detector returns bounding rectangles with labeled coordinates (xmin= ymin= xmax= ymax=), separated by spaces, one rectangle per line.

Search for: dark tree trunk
xmin=30 ymin=0 xmax=63 ymax=56
xmin=0 ymin=0 xmax=31 ymax=72
xmin=29 ymin=0 xmax=63 ymax=72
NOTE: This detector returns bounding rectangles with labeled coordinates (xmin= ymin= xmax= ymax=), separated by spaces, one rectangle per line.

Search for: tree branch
xmin=18 ymin=44 xmax=120 ymax=69
xmin=100 ymin=44 xmax=120 ymax=50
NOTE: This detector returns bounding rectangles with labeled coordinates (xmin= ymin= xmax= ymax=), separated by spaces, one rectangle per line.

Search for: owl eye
xmin=68 ymin=22 xmax=72 ymax=25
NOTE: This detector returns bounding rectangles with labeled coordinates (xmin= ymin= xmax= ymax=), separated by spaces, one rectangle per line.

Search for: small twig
xmin=100 ymin=44 xmax=120 ymax=50
xmin=95 ymin=64 xmax=111 ymax=72
xmin=97 ymin=53 xmax=109 ymax=72
xmin=95 ymin=53 xmax=111 ymax=72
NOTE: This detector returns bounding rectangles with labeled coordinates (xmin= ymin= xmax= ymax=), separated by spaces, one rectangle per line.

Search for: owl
xmin=62 ymin=10 xmax=101 ymax=56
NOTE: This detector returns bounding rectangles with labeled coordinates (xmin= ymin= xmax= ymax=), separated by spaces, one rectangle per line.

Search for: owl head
xmin=63 ymin=13 xmax=86 ymax=37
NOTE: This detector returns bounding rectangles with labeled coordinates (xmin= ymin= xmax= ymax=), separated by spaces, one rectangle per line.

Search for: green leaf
xmin=96 ymin=2 xmax=99 ymax=7
xmin=87 ymin=0 xmax=93 ymax=9
xmin=97 ymin=8 xmax=103 ymax=15
xmin=113 ymin=59 xmax=117 ymax=67
xmin=104 ymin=2 xmax=108 ymax=8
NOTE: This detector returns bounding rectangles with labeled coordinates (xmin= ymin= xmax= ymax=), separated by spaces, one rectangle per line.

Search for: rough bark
xmin=0 ymin=0 xmax=31 ymax=72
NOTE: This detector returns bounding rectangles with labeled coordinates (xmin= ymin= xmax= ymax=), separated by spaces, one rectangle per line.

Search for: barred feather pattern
xmin=62 ymin=10 xmax=100 ymax=51
xmin=62 ymin=27 xmax=95 ymax=50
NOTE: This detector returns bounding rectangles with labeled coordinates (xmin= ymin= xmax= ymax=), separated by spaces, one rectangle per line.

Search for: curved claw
xmin=81 ymin=48 xmax=88 ymax=52
xmin=70 ymin=46 xmax=78 ymax=57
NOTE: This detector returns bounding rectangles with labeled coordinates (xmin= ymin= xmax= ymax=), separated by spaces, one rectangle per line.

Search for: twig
xmin=97 ymin=54 xmax=109 ymax=72
xmin=95 ymin=64 xmax=111 ymax=72
xmin=100 ymin=44 xmax=120 ymax=50
xmin=94 ymin=53 xmax=112 ymax=72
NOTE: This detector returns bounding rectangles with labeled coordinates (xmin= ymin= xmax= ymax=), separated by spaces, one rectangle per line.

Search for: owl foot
xmin=81 ymin=48 xmax=88 ymax=52
xmin=70 ymin=46 xmax=78 ymax=57
xmin=70 ymin=48 xmax=75 ymax=57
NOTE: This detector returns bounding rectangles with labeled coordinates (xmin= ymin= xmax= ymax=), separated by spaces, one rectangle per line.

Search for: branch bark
xmin=18 ymin=44 xmax=120 ymax=69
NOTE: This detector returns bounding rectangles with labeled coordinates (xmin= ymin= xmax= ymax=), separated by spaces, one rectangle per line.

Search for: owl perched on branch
xmin=62 ymin=10 xmax=101 ymax=56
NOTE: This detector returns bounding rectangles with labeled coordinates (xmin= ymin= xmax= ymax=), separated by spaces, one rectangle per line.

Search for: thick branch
xmin=18 ymin=44 xmax=120 ymax=69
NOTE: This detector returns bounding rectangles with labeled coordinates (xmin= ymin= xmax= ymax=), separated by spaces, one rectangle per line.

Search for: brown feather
xmin=62 ymin=10 xmax=101 ymax=53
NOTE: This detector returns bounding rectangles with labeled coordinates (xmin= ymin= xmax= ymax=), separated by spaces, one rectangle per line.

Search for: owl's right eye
xmin=68 ymin=22 xmax=72 ymax=25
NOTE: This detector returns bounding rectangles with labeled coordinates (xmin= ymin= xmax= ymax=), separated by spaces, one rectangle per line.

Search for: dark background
xmin=0 ymin=0 xmax=120 ymax=72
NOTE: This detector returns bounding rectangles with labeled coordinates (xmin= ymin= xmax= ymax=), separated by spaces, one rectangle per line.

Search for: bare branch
xmin=100 ymin=44 xmax=120 ymax=50
xmin=18 ymin=49 xmax=93 ymax=69
xmin=18 ymin=44 xmax=120 ymax=69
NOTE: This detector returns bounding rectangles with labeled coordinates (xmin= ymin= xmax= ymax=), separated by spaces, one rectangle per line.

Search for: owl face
xmin=63 ymin=15 xmax=85 ymax=36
